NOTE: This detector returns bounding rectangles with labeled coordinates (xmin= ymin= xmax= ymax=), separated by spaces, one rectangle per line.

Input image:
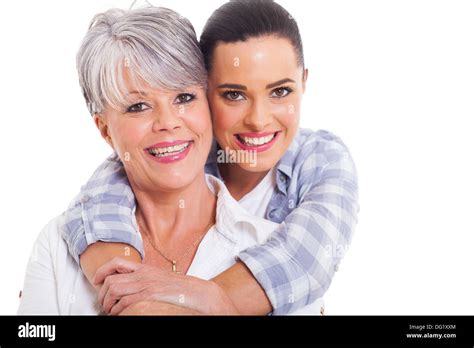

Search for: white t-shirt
xmin=17 ymin=175 xmax=323 ymax=315
xmin=238 ymin=168 xmax=276 ymax=218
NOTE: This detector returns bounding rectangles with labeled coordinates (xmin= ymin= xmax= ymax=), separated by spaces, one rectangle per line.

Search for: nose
xmin=151 ymin=106 xmax=182 ymax=133
xmin=243 ymin=98 xmax=272 ymax=131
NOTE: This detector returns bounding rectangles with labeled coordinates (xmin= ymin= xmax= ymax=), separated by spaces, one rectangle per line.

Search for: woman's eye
xmin=223 ymin=91 xmax=245 ymax=101
xmin=271 ymin=87 xmax=293 ymax=98
xmin=174 ymin=93 xmax=195 ymax=104
xmin=126 ymin=102 xmax=150 ymax=113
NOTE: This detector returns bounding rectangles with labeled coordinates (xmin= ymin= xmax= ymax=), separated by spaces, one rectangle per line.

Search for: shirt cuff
xmin=61 ymin=198 xmax=145 ymax=266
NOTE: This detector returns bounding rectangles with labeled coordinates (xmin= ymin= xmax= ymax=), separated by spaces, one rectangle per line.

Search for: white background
xmin=0 ymin=0 xmax=473 ymax=315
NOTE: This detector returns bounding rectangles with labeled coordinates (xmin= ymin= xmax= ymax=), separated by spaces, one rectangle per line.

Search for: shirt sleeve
xmin=18 ymin=221 xmax=60 ymax=315
xmin=60 ymin=153 xmax=143 ymax=265
xmin=238 ymin=135 xmax=359 ymax=315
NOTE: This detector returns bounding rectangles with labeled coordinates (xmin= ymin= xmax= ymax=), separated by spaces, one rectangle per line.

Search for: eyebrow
xmin=217 ymin=78 xmax=296 ymax=91
xmin=217 ymin=83 xmax=247 ymax=90
xmin=125 ymin=91 xmax=148 ymax=97
xmin=266 ymin=78 xmax=296 ymax=89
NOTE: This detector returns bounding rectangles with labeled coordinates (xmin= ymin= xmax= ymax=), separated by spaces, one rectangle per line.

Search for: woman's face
xmin=95 ymin=73 xmax=212 ymax=192
xmin=207 ymin=36 xmax=307 ymax=172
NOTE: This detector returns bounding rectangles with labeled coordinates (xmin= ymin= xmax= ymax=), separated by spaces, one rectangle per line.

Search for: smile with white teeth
xmin=237 ymin=133 xmax=276 ymax=146
xmin=147 ymin=142 xmax=190 ymax=157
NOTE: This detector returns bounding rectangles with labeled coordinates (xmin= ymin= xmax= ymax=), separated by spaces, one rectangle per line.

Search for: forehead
xmin=210 ymin=36 xmax=301 ymax=85
xmin=120 ymin=67 xmax=203 ymax=97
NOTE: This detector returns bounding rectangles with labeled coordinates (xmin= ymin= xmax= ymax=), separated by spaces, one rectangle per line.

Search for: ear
xmin=302 ymin=68 xmax=309 ymax=93
xmin=93 ymin=114 xmax=114 ymax=149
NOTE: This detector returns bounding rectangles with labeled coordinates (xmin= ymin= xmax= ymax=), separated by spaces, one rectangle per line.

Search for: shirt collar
xmin=274 ymin=129 xmax=302 ymax=195
xmin=206 ymin=174 xmax=276 ymax=244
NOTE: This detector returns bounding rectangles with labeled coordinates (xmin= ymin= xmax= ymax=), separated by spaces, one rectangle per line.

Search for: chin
xmin=155 ymin=176 xmax=196 ymax=191
xmin=236 ymin=158 xmax=276 ymax=173
xmin=155 ymin=167 xmax=201 ymax=189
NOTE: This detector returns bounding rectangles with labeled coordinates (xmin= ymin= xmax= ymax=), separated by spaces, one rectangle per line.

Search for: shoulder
xmin=294 ymin=128 xmax=351 ymax=160
xmin=32 ymin=215 xmax=70 ymax=263
xmin=28 ymin=214 xmax=81 ymax=288
xmin=277 ymin=129 xmax=357 ymax=199
xmin=82 ymin=152 xmax=128 ymax=193
xmin=35 ymin=215 xmax=62 ymax=246
xmin=280 ymin=128 xmax=353 ymax=174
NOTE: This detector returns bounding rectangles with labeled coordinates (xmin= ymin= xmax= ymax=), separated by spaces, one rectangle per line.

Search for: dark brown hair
xmin=200 ymin=0 xmax=305 ymax=71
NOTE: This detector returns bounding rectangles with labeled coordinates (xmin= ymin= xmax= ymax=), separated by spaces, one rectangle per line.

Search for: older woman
xmin=17 ymin=5 xmax=325 ymax=315
xmin=55 ymin=0 xmax=358 ymax=316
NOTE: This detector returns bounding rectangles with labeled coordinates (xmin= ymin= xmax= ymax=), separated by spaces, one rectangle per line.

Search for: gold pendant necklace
xmin=172 ymin=260 xmax=177 ymax=273
xmin=140 ymin=218 xmax=214 ymax=274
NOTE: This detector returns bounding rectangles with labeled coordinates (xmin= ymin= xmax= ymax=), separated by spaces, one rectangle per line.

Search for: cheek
xmin=274 ymin=97 xmax=301 ymax=131
xmin=181 ymin=103 xmax=213 ymax=140
xmin=110 ymin=118 xmax=151 ymax=154
xmin=210 ymin=97 xmax=244 ymax=135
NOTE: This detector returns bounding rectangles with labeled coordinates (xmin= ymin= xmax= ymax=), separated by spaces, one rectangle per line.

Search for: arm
xmin=83 ymin=247 xmax=271 ymax=314
xmin=237 ymin=132 xmax=359 ymax=314
xmin=93 ymin=258 xmax=240 ymax=315
xmin=80 ymin=244 xmax=270 ymax=314
xmin=211 ymin=261 xmax=272 ymax=315
xmin=80 ymin=241 xmax=141 ymax=290
xmin=64 ymin=133 xmax=357 ymax=315
xmin=62 ymin=153 xmax=272 ymax=314
xmin=61 ymin=153 xmax=144 ymax=286
xmin=119 ymin=301 xmax=201 ymax=315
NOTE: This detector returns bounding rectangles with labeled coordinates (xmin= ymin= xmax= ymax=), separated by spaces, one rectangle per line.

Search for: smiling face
xmin=207 ymin=36 xmax=307 ymax=172
xmin=95 ymin=73 xmax=213 ymax=193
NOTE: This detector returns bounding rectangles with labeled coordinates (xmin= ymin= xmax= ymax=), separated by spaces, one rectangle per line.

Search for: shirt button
xmin=268 ymin=210 xmax=276 ymax=218
xmin=279 ymin=174 xmax=286 ymax=182
xmin=80 ymin=195 xmax=91 ymax=204
xmin=19 ymin=290 xmax=22 ymax=298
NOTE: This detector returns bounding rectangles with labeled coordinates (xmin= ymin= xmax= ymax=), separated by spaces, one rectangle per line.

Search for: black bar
xmin=0 ymin=316 xmax=472 ymax=346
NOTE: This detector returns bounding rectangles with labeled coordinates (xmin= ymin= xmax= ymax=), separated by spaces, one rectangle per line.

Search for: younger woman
xmin=62 ymin=0 xmax=359 ymax=315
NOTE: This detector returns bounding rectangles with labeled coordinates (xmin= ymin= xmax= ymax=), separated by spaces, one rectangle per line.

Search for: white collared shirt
xmin=18 ymin=175 xmax=323 ymax=315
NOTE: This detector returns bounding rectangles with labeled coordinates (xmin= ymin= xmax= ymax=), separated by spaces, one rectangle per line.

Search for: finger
xmin=99 ymin=268 xmax=165 ymax=310
xmin=103 ymin=281 xmax=152 ymax=314
xmin=110 ymin=286 xmax=182 ymax=316
xmin=97 ymin=272 xmax=137 ymax=308
xmin=93 ymin=257 xmax=142 ymax=285
xmin=110 ymin=292 xmax=149 ymax=316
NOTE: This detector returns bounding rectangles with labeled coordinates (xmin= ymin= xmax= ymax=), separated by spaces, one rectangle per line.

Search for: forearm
xmin=80 ymin=242 xmax=141 ymax=290
xmin=119 ymin=301 xmax=201 ymax=315
xmin=211 ymin=261 xmax=272 ymax=315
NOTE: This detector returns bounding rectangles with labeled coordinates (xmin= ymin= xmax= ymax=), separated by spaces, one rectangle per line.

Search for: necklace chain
xmin=140 ymin=218 xmax=215 ymax=273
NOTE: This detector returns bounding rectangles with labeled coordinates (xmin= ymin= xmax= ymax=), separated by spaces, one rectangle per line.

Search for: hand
xmin=93 ymin=257 xmax=240 ymax=315
xmin=118 ymin=301 xmax=201 ymax=315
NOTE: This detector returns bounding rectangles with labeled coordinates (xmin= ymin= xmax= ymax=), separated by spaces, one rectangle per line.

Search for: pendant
xmin=172 ymin=260 xmax=177 ymax=273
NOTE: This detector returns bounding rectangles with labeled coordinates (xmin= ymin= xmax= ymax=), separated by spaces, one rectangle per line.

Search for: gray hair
xmin=77 ymin=6 xmax=207 ymax=115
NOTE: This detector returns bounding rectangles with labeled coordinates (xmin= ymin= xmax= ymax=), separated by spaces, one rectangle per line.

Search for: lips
xmin=144 ymin=140 xmax=193 ymax=164
xmin=234 ymin=131 xmax=280 ymax=152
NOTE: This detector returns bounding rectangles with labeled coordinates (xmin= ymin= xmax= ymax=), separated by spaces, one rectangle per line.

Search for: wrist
xmin=208 ymin=280 xmax=240 ymax=315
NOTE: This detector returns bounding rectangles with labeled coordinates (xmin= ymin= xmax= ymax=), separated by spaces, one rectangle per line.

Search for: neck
xmin=218 ymin=162 xmax=269 ymax=201
xmin=131 ymin=172 xmax=216 ymax=246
